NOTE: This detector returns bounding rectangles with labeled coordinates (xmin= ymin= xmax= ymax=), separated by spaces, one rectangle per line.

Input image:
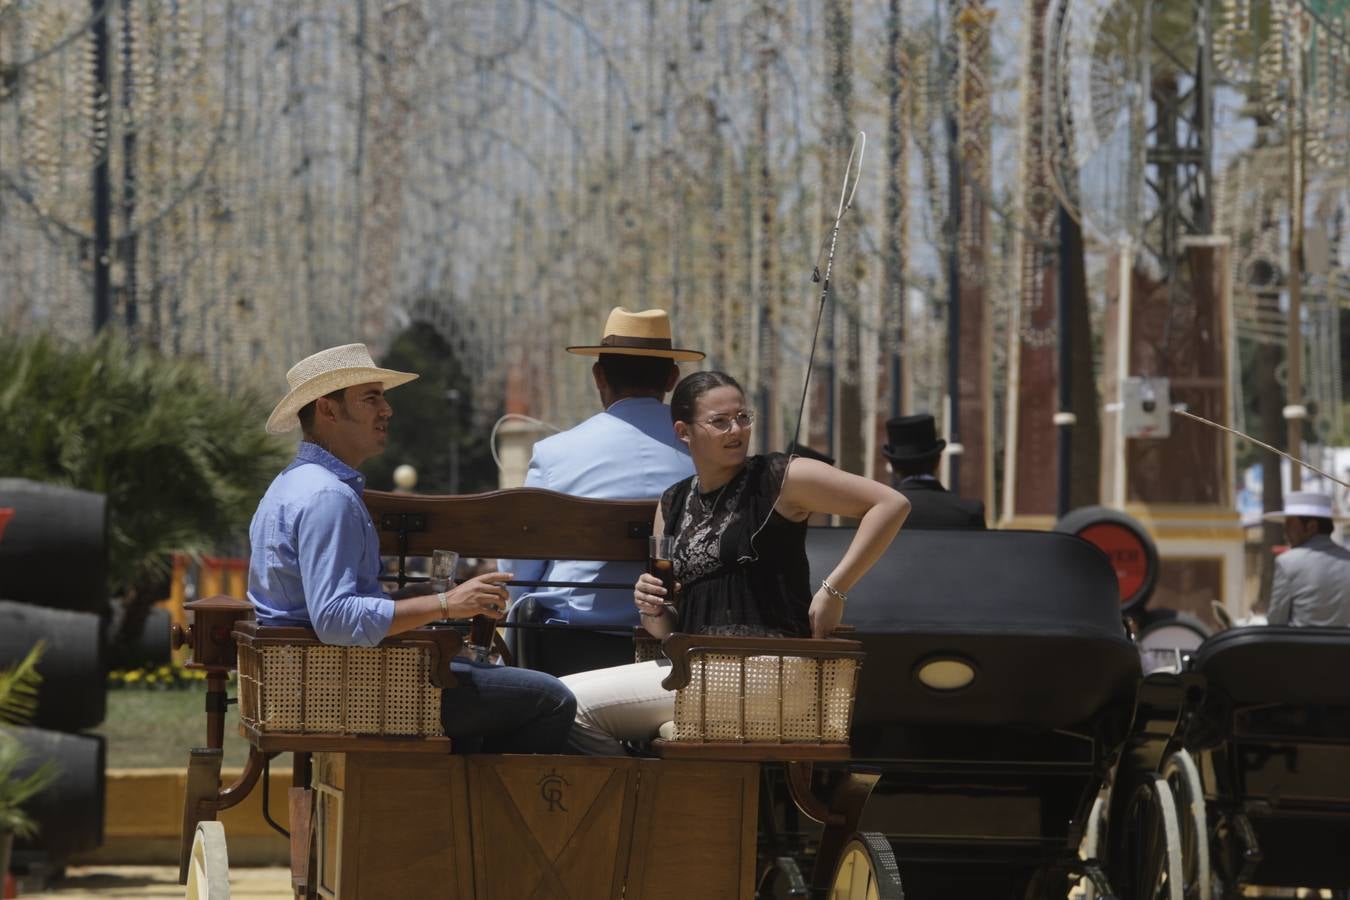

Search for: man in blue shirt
xmin=502 ymin=308 xmax=702 ymax=674
xmin=249 ymin=343 xmax=575 ymax=753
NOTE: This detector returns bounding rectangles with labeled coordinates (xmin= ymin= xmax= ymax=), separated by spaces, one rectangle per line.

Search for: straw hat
xmin=566 ymin=307 xmax=705 ymax=361
xmin=266 ymin=343 xmax=418 ymax=434
xmin=1262 ymin=491 xmax=1346 ymax=521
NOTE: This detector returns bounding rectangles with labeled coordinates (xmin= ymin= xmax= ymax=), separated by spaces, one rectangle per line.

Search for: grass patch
xmin=94 ymin=685 xmax=251 ymax=769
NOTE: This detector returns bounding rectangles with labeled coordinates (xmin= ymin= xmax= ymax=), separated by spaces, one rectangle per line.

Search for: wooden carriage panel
xmin=624 ymin=760 xmax=759 ymax=900
xmin=364 ymin=488 xmax=654 ymax=561
xmin=312 ymin=751 xmax=473 ymax=899
xmin=465 ymin=756 xmax=641 ymax=900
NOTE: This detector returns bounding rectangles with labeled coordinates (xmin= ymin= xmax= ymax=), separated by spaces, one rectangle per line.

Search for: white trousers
xmin=559 ymin=660 xmax=674 ymax=756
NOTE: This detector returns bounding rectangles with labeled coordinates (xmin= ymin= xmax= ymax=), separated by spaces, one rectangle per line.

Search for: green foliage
xmin=0 ymin=332 xmax=290 ymax=598
xmin=363 ymin=324 xmax=500 ymax=494
xmin=0 ymin=644 xmax=59 ymax=839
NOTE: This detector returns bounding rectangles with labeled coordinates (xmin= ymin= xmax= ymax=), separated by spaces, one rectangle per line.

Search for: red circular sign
xmin=1077 ymin=523 xmax=1149 ymax=606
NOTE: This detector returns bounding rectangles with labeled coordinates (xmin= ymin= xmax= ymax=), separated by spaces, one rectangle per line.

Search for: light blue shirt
xmin=502 ymin=397 xmax=693 ymax=627
xmin=247 ymin=441 xmax=394 ymax=646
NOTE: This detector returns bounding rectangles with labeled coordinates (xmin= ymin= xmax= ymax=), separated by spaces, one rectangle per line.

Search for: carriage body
xmin=1184 ymin=626 xmax=1350 ymax=893
xmin=178 ymin=487 xmax=1300 ymax=900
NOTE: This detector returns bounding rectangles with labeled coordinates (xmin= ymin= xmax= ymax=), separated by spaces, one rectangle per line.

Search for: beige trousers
xmin=559 ymin=660 xmax=674 ymax=756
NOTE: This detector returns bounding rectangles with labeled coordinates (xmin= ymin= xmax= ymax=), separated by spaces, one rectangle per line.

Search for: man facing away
xmin=248 ymin=343 xmax=575 ymax=752
xmin=882 ymin=414 xmax=986 ymax=530
xmin=502 ymin=308 xmax=704 ymax=673
xmin=1265 ymin=491 xmax=1350 ymax=627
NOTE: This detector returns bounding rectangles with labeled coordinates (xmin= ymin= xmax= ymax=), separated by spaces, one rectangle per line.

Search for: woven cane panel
xmin=236 ymin=643 xmax=261 ymax=728
xmin=260 ymin=645 xmax=307 ymax=731
xmin=670 ymin=652 xmax=859 ymax=745
xmin=343 ymin=649 xmax=384 ymax=733
xmin=819 ymin=658 xmax=857 ymax=742
xmin=633 ymin=637 xmax=665 ymax=663
xmin=302 ymin=647 xmax=345 ymax=732
xmin=250 ymin=643 xmax=444 ymax=737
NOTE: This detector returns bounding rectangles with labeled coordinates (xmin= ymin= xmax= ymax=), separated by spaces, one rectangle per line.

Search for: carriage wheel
xmin=1113 ymin=774 xmax=1184 ymax=900
xmin=184 ymin=821 xmax=230 ymax=900
xmin=1162 ymin=750 xmax=1210 ymax=900
xmin=828 ymin=832 xmax=904 ymax=900
xmin=1078 ymin=792 xmax=1111 ymax=900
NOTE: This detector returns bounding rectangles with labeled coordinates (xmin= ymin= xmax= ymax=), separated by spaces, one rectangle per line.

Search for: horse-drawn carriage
xmin=173 ymin=488 xmax=1350 ymax=899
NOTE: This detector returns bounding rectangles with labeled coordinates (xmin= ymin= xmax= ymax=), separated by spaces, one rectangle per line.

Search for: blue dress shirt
xmin=502 ymin=396 xmax=694 ymax=627
xmin=247 ymin=441 xmax=394 ymax=646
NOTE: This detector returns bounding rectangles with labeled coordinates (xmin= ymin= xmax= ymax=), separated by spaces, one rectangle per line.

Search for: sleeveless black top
xmin=659 ymin=453 xmax=811 ymax=637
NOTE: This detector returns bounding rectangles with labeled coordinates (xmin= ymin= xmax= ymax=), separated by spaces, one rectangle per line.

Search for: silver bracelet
xmin=437 ymin=591 xmax=450 ymax=618
xmin=820 ymin=579 xmax=848 ymax=603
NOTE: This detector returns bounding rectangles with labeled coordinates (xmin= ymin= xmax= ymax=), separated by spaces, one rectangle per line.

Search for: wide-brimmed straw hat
xmin=1262 ymin=491 xmax=1346 ymax=522
xmin=266 ymin=343 xmax=418 ymax=434
xmin=566 ymin=307 xmax=705 ymax=361
xmin=881 ymin=414 xmax=946 ymax=464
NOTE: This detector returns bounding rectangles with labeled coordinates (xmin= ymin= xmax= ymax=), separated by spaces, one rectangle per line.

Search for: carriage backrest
xmin=363 ymin=488 xmax=654 ymax=562
xmin=1189 ymin=626 xmax=1350 ymax=708
xmin=805 ymin=527 xmax=1139 ymax=742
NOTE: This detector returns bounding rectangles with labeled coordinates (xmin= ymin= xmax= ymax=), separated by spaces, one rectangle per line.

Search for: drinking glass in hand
xmin=429 ymin=549 xmax=459 ymax=596
xmin=648 ymin=535 xmax=676 ymax=606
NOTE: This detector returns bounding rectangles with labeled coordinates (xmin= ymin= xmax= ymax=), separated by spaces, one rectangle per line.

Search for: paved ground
xmin=16 ymin=866 xmax=293 ymax=898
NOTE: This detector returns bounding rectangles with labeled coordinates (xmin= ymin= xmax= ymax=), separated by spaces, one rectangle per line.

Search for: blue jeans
xmin=440 ymin=659 xmax=576 ymax=754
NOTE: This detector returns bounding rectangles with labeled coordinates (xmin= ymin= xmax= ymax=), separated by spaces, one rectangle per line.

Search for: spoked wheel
xmin=1162 ymin=750 xmax=1210 ymax=900
xmin=1113 ymin=774 xmax=1184 ymax=900
xmin=829 ymin=832 xmax=904 ymax=900
xmin=1077 ymin=792 xmax=1114 ymax=900
xmin=184 ymin=821 xmax=230 ymax=900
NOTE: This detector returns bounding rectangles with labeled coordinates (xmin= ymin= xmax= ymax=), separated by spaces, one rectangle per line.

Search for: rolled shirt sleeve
xmin=296 ymin=488 xmax=395 ymax=646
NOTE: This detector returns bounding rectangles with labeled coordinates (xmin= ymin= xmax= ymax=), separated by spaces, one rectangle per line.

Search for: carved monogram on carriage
xmin=537 ymin=768 xmax=570 ymax=812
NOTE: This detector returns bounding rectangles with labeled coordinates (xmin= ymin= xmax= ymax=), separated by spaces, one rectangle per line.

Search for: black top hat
xmin=882 ymin=414 xmax=946 ymax=463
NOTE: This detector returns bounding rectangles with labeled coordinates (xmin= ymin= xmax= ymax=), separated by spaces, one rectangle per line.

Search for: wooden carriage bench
xmin=176 ymin=487 xmax=867 ymax=900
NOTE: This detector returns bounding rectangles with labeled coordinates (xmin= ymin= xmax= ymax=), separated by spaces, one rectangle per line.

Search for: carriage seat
xmin=232 ymin=620 xmax=464 ymax=753
xmin=652 ymin=632 xmax=866 ymax=761
xmin=806 ymin=527 xmax=1140 ymax=747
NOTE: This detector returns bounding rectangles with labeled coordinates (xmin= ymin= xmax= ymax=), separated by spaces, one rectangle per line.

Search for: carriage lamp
xmin=914 ymin=655 xmax=978 ymax=691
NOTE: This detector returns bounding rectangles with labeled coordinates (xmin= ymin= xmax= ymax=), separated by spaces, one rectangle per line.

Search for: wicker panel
xmin=671 ymin=651 xmax=858 ymax=745
xmin=243 ymin=642 xmax=444 ymax=738
xmin=304 ymin=646 xmax=346 ymax=732
xmin=344 ymin=649 xmax=384 ymax=734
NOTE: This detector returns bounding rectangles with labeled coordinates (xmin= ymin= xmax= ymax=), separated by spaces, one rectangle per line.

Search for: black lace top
xmin=659 ymin=453 xmax=811 ymax=637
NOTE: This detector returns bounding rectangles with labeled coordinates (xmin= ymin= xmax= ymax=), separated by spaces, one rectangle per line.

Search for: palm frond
xmin=0 ymin=642 xmax=45 ymax=727
xmin=0 ymin=733 xmax=60 ymax=838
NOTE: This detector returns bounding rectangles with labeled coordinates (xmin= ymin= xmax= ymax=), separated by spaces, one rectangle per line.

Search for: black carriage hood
xmin=805 ymin=527 xmax=1140 ymax=742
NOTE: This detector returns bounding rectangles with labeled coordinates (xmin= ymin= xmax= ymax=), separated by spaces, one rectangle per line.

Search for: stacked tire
xmin=0 ymin=479 xmax=109 ymax=868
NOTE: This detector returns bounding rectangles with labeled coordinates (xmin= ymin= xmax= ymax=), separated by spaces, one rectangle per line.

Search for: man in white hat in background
xmin=501 ymin=308 xmax=703 ymax=675
xmin=249 ymin=343 xmax=576 ymax=753
xmin=1265 ymin=491 xmax=1350 ymax=628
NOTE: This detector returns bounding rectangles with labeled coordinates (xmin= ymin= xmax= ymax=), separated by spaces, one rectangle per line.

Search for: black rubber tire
xmin=830 ymin=832 xmax=905 ymax=899
xmin=105 ymin=603 xmax=173 ymax=670
xmin=1055 ymin=505 xmax=1160 ymax=612
xmin=9 ymin=727 xmax=106 ymax=862
xmin=0 ymin=479 xmax=109 ymax=616
xmin=0 ymin=601 xmax=107 ymax=731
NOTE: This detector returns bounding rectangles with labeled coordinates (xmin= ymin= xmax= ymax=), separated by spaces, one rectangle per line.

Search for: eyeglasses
xmin=700 ymin=411 xmax=755 ymax=434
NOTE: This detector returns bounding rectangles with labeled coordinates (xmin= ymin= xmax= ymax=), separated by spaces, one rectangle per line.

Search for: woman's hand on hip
xmin=808 ymin=587 xmax=845 ymax=639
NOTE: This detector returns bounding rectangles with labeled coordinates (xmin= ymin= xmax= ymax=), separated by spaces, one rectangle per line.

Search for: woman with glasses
xmin=561 ymin=370 xmax=910 ymax=755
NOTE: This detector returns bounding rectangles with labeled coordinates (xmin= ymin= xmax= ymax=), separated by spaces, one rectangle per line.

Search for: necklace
xmin=692 ymin=475 xmax=732 ymax=517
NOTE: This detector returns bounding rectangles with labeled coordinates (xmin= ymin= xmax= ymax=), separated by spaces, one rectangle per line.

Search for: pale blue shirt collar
xmin=292 ymin=440 xmax=365 ymax=492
